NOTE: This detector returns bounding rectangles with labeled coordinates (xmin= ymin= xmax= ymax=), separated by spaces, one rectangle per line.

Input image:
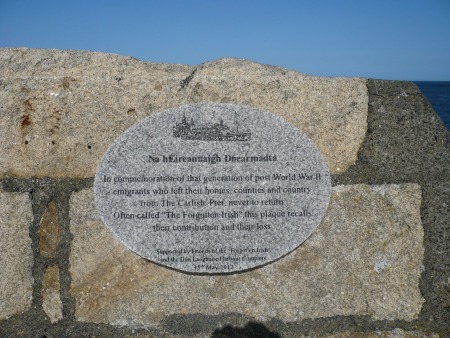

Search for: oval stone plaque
xmin=94 ymin=103 xmax=331 ymax=273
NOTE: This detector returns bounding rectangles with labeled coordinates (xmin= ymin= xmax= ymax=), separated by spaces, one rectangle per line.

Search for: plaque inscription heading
xmin=94 ymin=103 xmax=331 ymax=273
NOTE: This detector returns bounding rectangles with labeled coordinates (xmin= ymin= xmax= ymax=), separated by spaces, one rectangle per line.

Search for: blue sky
xmin=1 ymin=0 xmax=449 ymax=80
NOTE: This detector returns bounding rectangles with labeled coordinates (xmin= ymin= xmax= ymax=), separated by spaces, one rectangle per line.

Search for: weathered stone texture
xmin=70 ymin=184 xmax=424 ymax=326
xmin=42 ymin=265 xmax=63 ymax=323
xmin=186 ymin=60 xmax=368 ymax=174
xmin=38 ymin=200 xmax=60 ymax=258
xmin=0 ymin=192 xmax=33 ymax=319
xmin=0 ymin=48 xmax=367 ymax=178
xmin=338 ymin=80 xmax=449 ymax=185
xmin=0 ymin=49 xmax=191 ymax=179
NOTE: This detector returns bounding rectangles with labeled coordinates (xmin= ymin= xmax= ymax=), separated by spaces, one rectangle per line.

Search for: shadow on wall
xmin=211 ymin=321 xmax=281 ymax=338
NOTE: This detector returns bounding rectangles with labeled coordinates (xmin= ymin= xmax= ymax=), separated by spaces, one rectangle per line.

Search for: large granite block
xmin=69 ymin=184 xmax=424 ymax=326
xmin=0 ymin=48 xmax=367 ymax=178
xmin=0 ymin=191 xmax=34 ymax=319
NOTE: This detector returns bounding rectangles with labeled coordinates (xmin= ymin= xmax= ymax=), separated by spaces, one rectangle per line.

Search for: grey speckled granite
xmin=94 ymin=103 xmax=331 ymax=273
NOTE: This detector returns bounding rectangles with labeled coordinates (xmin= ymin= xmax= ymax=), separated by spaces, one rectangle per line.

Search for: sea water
xmin=415 ymin=81 xmax=450 ymax=131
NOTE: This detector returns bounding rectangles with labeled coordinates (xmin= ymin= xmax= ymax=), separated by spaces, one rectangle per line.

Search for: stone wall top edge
xmin=0 ymin=47 xmax=369 ymax=81
xmin=4 ymin=48 xmax=437 ymax=85
xmin=0 ymin=47 xmax=192 ymax=68
xmin=367 ymin=78 xmax=422 ymax=95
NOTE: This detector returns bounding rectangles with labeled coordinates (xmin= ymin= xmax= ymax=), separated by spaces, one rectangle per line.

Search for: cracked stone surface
xmin=0 ymin=48 xmax=367 ymax=178
xmin=69 ymin=184 xmax=424 ymax=326
xmin=0 ymin=191 xmax=33 ymax=320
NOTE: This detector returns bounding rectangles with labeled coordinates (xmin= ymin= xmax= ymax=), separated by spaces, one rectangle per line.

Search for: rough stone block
xmin=185 ymin=59 xmax=368 ymax=174
xmin=0 ymin=191 xmax=33 ymax=319
xmin=338 ymin=80 xmax=449 ymax=184
xmin=0 ymin=49 xmax=191 ymax=179
xmin=69 ymin=184 xmax=424 ymax=326
xmin=0 ymin=48 xmax=367 ymax=178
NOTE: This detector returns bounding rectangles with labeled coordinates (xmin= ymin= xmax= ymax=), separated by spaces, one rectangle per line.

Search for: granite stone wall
xmin=0 ymin=48 xmax=448 ymax=337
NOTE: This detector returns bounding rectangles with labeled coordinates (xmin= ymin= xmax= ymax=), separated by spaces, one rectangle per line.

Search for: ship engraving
xmin=173 ymin=112 xmax=251 ymax=141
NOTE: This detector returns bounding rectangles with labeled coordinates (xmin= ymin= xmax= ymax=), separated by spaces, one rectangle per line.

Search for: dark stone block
xmin=335 ymin=79 xmax=449 ymax=185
